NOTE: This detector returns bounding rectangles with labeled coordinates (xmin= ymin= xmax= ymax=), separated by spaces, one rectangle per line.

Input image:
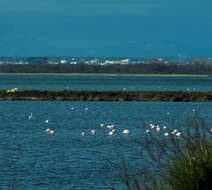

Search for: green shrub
xmin=112 ymin=113 xmax=212 ymax=190
xmin=165 ymin=116 xmax=212 ymax=190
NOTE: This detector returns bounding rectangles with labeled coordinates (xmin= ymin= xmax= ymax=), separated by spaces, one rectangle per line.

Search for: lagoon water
xmin=0 ymin=74 xmax=212 ymax=91
xmin=0 ymin=75 xmax=212 ymax=189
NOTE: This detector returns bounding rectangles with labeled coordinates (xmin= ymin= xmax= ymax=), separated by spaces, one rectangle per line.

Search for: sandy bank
xmin=0 ymin=73 xmax=209 ymax=77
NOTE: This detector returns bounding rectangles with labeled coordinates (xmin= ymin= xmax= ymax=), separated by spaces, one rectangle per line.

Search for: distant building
xmin=84 ymin=59 xmax=98 ymax=65
xmin=47 ymin=60 xmax=58 ymax=64
xmin=90 ymin=59 xmax=98 ymax=64
xmin=60 ymin=60 xmax=67 ymax=64
xmin=70 ymin=61 xmax=77 ymax=64
xmin=104 ymin=60 xmax=120 ymax=64
xmin=28 ymin=57 xmax=48 ymax=64
xmin=121 ymin=58 xmax=130 ymax=64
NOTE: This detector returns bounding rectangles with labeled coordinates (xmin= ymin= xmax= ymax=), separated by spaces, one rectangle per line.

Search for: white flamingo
xmin=28 ymin=112 xmax=32 ymax=120
xmin=123 ymin=129 xmax=130 ymax=134
xmin=46 ymin=128 xmax=50 ymax=132
xmin=91 ymin=129 xmax=97 ymax=135
xmin=81 ymin=132 xmax=86 ymax=136
xmin=108 ymin=131 xmax=115 ymax=136
xmin=156 ymin=125 xmax=160 ymax=133
xmin=175 ymin=132 xmax=181 ymax=137
xmin=164 ymin=132 xmax=169 ymax=136
xmin=107 ymin=125 xmax=114 ymax=129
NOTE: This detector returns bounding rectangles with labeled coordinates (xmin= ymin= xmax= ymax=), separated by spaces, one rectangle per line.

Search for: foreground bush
xmin=112 ymin=113 xmax=212 ymax=190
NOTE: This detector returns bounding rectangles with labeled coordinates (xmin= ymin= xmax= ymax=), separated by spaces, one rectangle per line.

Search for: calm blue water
xmin=0 ymin=74 xmax=212 ymax=91
xmin=0 ymin=101 xmax=212 ymax=190
xmin=1 ymin=74 xmax=212 ymax=189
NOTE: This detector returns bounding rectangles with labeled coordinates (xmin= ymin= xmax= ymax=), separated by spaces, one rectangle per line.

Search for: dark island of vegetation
xmin=2 ymin=90 xmax=212 ymax=101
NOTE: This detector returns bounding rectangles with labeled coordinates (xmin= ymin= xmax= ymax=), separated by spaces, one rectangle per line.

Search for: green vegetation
xmin=111 ymin=113 xmax=212 ymax=190
xmin=1 ymin=90 xmax=212 ymax=101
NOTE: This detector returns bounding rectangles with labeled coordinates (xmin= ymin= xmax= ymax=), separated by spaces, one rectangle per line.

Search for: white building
xmin=121 ymin=58 xmax=130 ymax=64
xmin=60 ymin=59 xmax=67 ymax=64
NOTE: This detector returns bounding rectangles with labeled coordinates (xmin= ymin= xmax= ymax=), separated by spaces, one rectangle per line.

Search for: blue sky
xmin=0 ymin=0 xmax=211 ymax=57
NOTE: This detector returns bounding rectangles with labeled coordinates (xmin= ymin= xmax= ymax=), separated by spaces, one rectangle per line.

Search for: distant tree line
xmin=0 ymin=61 xmax=212 ymax=74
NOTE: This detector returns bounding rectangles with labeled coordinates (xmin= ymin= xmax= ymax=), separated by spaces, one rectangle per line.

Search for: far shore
xmin=0 ymin=73 xmax=209 ymax=77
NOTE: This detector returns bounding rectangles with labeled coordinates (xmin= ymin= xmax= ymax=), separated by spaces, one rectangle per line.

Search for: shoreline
xmin=0 ymin=73 xmax=209 ymax=77
xmin=1 ymin=90 xmax=212 ymax=101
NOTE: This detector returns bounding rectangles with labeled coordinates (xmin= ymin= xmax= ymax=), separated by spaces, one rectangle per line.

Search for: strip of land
xmin=0 ymin=73 xmax=209 ymax=77
xmin=1 ymin=90 xmax=212 ymax=101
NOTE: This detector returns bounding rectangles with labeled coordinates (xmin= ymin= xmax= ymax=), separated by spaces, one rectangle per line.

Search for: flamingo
xmin=28 ymin=112 xmax=32 ymax=120
xmin=123 ymin=129 xmax=130 ymax=134
xmin=91 ymin=129 xmax=97 ymax=135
